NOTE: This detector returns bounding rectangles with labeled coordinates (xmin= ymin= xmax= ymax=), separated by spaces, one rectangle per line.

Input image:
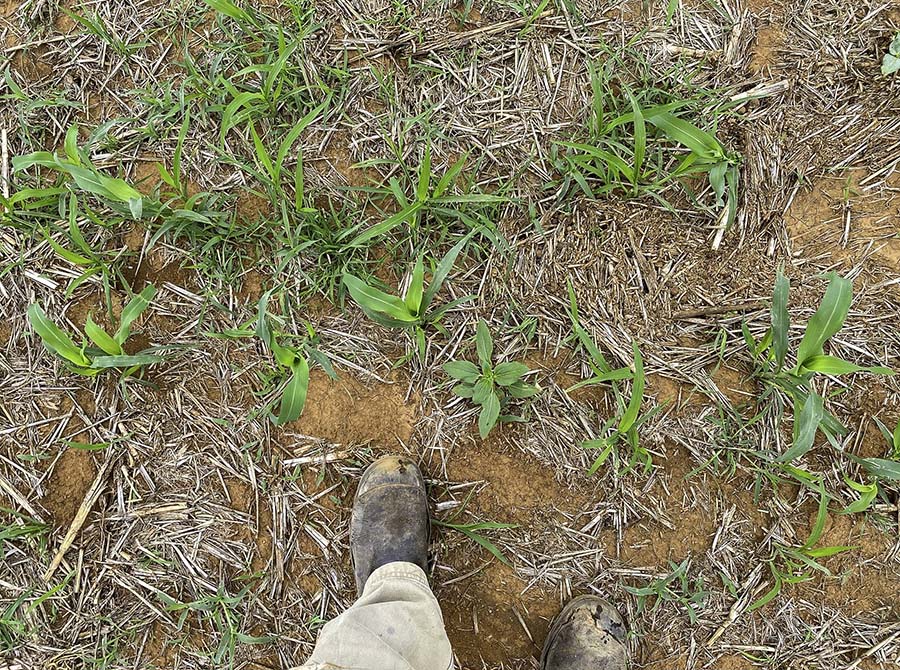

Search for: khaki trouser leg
xmin=297 ymin=561 xmax=453 ymax=670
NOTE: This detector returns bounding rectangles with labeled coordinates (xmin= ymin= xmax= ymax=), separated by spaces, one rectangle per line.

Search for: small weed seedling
xmin=432 ymin=519 xmax=518 ymax=566
xmin=343 ymin=146 xmax=505 ymax=248
xmin=567 ymin=281 xmax=658 ymax=474
xmin=746 ymin=270 xmax=892 ymax=468
xmin=342 ymin=234 xmax=472 ymax=356
xmin=443 ymin=320 xmax=538 ymax=438
xmin=624 ymin=558 xmax=708 ymax=624
xmin=882 ymin=33 xmax=900 ymax=75
xmin=28 ymin=285 xmax=164 ymax=377
xmin=256 ymin=291 xmax=336 ymax=425
xmin=750 ymin=483 xmax=856 ymax=610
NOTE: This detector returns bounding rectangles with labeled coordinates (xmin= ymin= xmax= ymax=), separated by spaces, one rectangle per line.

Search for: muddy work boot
xmin=350 ymin=455 xmax=429 ymax=596
xmin=540 ymin=595 xmax=628 ymax=670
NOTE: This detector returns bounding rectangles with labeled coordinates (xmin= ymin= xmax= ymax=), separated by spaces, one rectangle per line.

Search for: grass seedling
xmin=344 ymin=146 xmax=505 ymax=248
xmin=567 ymin=281 xmax=658 ymax=475
xmin=553 ymin=48 xmax=740 ymax=227
xmin=624 ymin=558 xmax=708 ymax=624
xmin=443 ymin=320 xmax=538 ymax=438
xmin=156 ymin=581 xmax=273 ymax=667
xmin=746 ymin=270 xmax=893 ymax=466
xmin=432 ymin=519 xmax=518 ymax=566
xmin=750 ymin=482 xmax=856 ymax=610
xmin=256 ymin=291 xmax=336 ymax=425
xmin=342 ymin=234 xmax=473 ymax=356
xmin=28 ymin=285 xmax=165 ymax=377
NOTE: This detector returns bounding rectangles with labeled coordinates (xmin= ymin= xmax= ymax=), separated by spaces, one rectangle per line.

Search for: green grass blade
xmin=342 ymin=274 xmax=416 ymax=322
xmin=115 ymin=284 xmax=156 ymax=344
xmin=772 ymin=268 xmax=790 ymax=370
xmin=405 ymin=256 xmax=425 ymax=315
xmin=27 ymin=304 xmax=90 ymax=367
xmin=625 ymin=86 xmax=645 ymax=186
xmin=85 ymin=315 xmax=122 ymax=355
xmin=618 ymin=342 xmax=644 ymax=433
xmin=776 ymin=392 xmax=824 ymax=463
xmin=796 ymin=273 xmax=852 ymax=367
xmin=275 ymin=358 xmax=310 ymax=425
xmin=345 ymin=202 xmax=421 ymax=247
xmin=421 ymin=233 xmax=471 ymax=310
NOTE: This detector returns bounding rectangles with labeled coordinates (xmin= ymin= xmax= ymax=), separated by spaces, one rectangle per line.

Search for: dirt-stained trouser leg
xmin=296 ymin=561 xmax=452 ymax=670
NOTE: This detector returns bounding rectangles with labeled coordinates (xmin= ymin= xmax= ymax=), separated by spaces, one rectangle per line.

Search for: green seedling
xmin=14 ymin=126 xmax=144 ymax=220
xmin=156 ymin=581 xmax=273 ymax=667
xmin=342 ymin=234 xmax=473 ymax=355
xmin=433 ymin=519 xmax=518 ymax=566
xmin=624 ymin=558 xmax=708 ymax=624
xmin=750 ymin=482 xmax=856 ymax=610
xmin=567 ymin=281 xmax=657 ymax=475
xmin=746 ymin=270 xmax=892 ymax=465
xmin=256 ymin=291 xmax=336 ymax=426
xmin=554 ymin=54 xmax=740 ymax=227
xmin=882 ymin=33 xmax=900 ymax=75
xmin=28 ymin=285 xmax=165 ymax=377
xmin=443 ymin=320 xmax=538 ymax=438
xmin=343 ymin=146 xmax=505 ymax=247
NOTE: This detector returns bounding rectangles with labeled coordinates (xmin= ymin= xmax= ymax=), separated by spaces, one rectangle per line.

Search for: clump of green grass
xmin=254 ymin=291 xmax=336 ymax=426
xmin=552 ymin=44 xmax=740 ymax=228
xmin=567 ymin=281 xmax=658 ymax=475
xmin=342 ymin=234 xmax=473 ymax=357
xmin=443 ymin=319 xmax=538 ymax=438
xmin=625 ymin=558 xmax=708 ymax=624
xmin=747 ymin=270 xmax=893 ymax=469
xmin=28 ymin=285 xmax=165 ymax=377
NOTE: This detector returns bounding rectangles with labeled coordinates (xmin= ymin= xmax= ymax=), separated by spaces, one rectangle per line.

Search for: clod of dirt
xmin=289 ymin=371 xmax=416 ymax=447
xmin=42 ymin=448 xmax=97 ymax=527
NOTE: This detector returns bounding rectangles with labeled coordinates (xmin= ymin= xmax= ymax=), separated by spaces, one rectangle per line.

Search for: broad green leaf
xmin=796 ymin=273 xmax=852 ymax=367
xmin=42 ymin=229 xmax=93 ymax=266
xmin=748 ymin=577 xmax=782 ymax=611
xmin=115 ymin=284 xmax=156 ymax=344
xmin=882 ymin=53 xmax=900 ymax=76
xmin=478 ymin=392 xmax=501 ymax=438
xmin=801 ymin=355 xmax=893 ymax=376
xmin=472 ymin=377 xmax=493 ymax=404
xmin=618 ymin=342 xmax=644 ymax=434
xmin=342 ymin=274 xmax=417 ymax=323
xmin=475 ymin=319 xmax=493 ymax=368
xmin=64 ymin=125 xmax=80 ymax=165
xmin=839 ymin=476 xmax=878 ymax=515
xmin=453 ymin=382 xmax=476 ymax=398
xmin=276 ymin=358 xmax=310 ymax=425
xmin=203 ymin=0 xmax=250 ymax=20
xmin=85 ymin=315 xmax=121 ymax=355
xmin=443 ymin=360 xmax=480 ymax=383
xmin=493 ymin=362 xmax=529 ymax=386
xmin=506 ymin=381 xmax=539 ymax=398
xmin=772 ymin=268 xmax=790 ymax=370
xmin=855 ymin=456 xmax=900 ymax=481
xmin=801 ymin=485 xmax=829 ymax=550
xmin=405 ymin=256 xmax=425 ymax=315
xmin=646 ymin=112 xmax=722 ymax=159
xmin=27 ymin=304 xmax=90 ymax=367
xmin=90 ymin=353 xmax=166 ymax=368
xmin=776 ymin=392 xmax=823 ymax=463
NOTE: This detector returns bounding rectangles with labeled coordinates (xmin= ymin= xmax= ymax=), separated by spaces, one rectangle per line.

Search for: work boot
xmin=350 ymin=454 xmax=429 ymax=596
xmin=540 ymin=595 xmax=628 ymax=670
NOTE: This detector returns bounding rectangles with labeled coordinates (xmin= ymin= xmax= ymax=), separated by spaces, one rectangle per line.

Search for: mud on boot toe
xmin=540 ymin=595 xmax=628 ymax=670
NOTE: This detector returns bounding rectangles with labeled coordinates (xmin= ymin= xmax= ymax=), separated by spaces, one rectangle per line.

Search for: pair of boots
xmin=351 ymin=455 xmax=628 ymax=670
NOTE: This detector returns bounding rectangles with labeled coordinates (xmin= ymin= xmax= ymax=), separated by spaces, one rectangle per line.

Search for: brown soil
xmin=437 ymin=559 xmax=558 ymax=666
xmin=749 ymin=24 xmax=785 ymax=75
xmin=288 ymin=370 xmax=417 ymax=447
xmin=785 ymin=170 xmax=900 ymax=277
xmin=224 ymin=477 xmax=273 ymax=573
xmin=41 ymin=448 xmax=97 ymax=527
